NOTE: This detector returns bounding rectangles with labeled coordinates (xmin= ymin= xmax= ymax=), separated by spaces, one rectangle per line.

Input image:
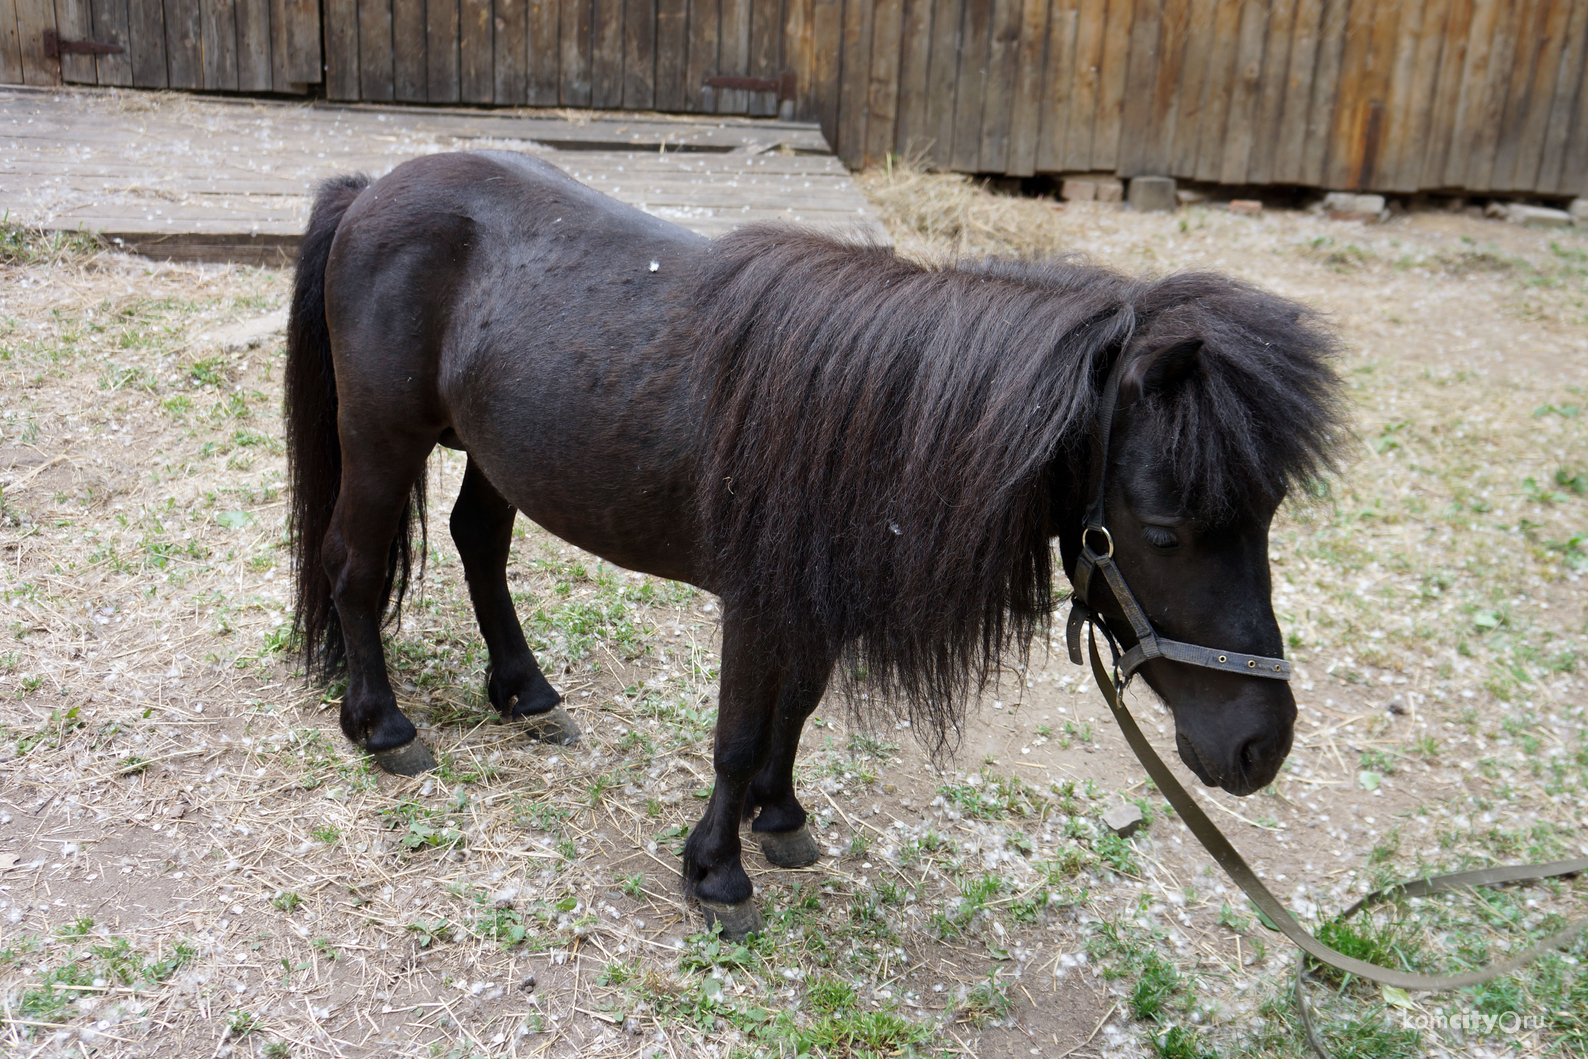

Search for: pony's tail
xmin=285 ymin=174 xmax=370 ymax=677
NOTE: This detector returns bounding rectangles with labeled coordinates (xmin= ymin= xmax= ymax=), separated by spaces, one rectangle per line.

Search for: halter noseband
xmin=1064 ymin=346 xmax=1292 ymax=688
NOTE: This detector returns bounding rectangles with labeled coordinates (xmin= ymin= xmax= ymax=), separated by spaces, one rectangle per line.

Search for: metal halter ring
xmin=1082 ymin=524 xmax=1114 ymax=558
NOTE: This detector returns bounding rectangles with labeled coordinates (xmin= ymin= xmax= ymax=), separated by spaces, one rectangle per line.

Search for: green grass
xmin=0 ymin=220 xmax=102 ymax=266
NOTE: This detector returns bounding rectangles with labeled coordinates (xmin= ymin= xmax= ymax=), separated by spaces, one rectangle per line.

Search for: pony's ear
xmin=1119 ymin=338 xmax=1203 ymax=406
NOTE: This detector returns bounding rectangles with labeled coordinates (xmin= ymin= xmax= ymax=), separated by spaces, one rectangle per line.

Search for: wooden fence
xmin=0 ymin=0 xmax=320 ymax=92
xmin=840 ymin=0 xmax=1588 ymax=195
xmin=7 ymin=0 xmax=1588 ymax=195
xmin=316 ymin=0 xmax=822 ymax=117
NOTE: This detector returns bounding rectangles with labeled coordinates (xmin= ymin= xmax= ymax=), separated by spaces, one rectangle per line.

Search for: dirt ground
xmin=2 ymin=169 xmax=1586 ymax=1059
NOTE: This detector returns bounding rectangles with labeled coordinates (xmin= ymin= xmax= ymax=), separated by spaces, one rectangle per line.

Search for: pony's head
xmin=1064 ymin=276 xmax=1344 ymax=796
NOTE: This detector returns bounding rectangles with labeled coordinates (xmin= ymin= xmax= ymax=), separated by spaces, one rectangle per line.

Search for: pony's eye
xmin=1143 ymin=525 xmax=1180 ymax=550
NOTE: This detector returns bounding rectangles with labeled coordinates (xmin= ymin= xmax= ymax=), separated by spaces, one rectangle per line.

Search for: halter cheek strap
xmin=1065 ymin=346 xmax=1291 ymax=689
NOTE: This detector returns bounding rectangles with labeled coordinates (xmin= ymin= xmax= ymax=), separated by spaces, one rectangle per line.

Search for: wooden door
xmin=2 ymin=0 xmax=319 ymax=91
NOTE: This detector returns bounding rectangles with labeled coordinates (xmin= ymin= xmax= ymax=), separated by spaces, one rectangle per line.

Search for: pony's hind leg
xmin=449 ymin=458 xmax=578 ymax=744
xmin=324 ymin=436 xmax=436 ymax=775
xmin=741 ymin=660 xmax=831 ymax=869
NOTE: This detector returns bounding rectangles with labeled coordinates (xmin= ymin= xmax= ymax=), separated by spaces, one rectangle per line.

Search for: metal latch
xmin=702 ymin=72 xmax=796 ymax=101
xmin=43 ymin=30 xmax=125 ymax=57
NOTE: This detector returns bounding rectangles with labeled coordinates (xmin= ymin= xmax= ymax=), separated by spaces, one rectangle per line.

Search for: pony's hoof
xmin=757 ymin=824 xmax=819 ymax=868
xmin=515 ymin=705 xmax=581 ymax=745
xmin=370 ymin=740 xmax=437 ymax=776
xmin=698 ymin=898 xmax=764 ymax=940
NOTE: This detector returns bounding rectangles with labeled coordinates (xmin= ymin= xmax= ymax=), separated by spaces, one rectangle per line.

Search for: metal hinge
xmin=702 ymin=72 xmax=796 ymax=101
xmin=43 ymin=30 xmax=126 ymax=58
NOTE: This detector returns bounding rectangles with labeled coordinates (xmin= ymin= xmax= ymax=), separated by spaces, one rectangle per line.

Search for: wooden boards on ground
xmin=0 ymin=87 xmax=886 ymax=265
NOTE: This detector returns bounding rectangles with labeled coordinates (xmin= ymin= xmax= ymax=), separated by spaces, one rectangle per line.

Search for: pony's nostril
xmin=1237 ymin=740 xmax=1261 ymax=777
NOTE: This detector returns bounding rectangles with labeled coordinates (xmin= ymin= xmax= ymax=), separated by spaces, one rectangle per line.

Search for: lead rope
xmin=1078 ymin=616 xmax=1588 ymax=1058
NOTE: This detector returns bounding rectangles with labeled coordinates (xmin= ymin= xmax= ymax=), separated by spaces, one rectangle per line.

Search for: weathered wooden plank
xmin=1005 ymin=0 xmax=1050 ymax=174
xmin=1035 ymin=2 xmax=1076 ymax=171
xmin=1135 ymin=0 xmax=1187 ymax=176
xmin=894 ymin=0 xmax=932 ymax=154
xmin=163 ymin=0 xmax=203 ymax=88
xmin=127 ymin=0 xmax=167 ymax=86
xmin=1191 ymin=0 xmax=1241 ymax=182
xmin=89 ymin=0 xmax=133 ymax=85
xmin=1459 ymin=0 xmax=1511 ymax=190
xmin=282 ymin=0 xmax=322 ymax=84
xmin=1244 ymin=0 xmax=1292 ymax=184
xmin=951 ymin=0 xmax=992 ymax=170
xmin=654 ymin=0 xmax=687 ymax=108
xmin=622 ymin=0 xmax=655 ymax=108
xmin=393 ymin=0 xmax=426 ymax=99
xmin=920 ymin=0 xmax=964 ymax=166
xmin=324 ymin=0 xmax=359 ymax=98
xmin=784 ymin=0 xmax=815 ymax=121
xmin=459 ymin=0 xmax=493 ymax=102
xmin=1116 ymin=0 xmax=1163 ymax=177
xmin=867 ymin=0 xmax=905 ymax=163
xmin=1419 ymin=0 xmax=1471 ymax=187
xmin=560 ymin=0 xmax=592 ymax=105
xmin=12 ymin=0 xmax=55 ymax=85
xmin=1443 ymin=0 xmax=1500 ymax=187
xmin=685 ymin=0 xmax=717 ymax=110
xmin=976 ymin=0 xmax=1022 ymax=171
xmin=1486 ymin=0 xmax=1541 ymax=189
xmin=494 ymin=0 xmax=525 ymax=102
xmin=1218 ymin=0 xmax=1268 ymax=184
xmin=1090 ymin=0 xmax=1133 ymax=170
xmin=202 ymin=0 xmax=240 ymax=88
xmin=747 ymin=0 xmax=778 ymax=115
xmin=1495 ymin=0 xmax=1570 ymax=191
xmin=426 ymin=0 xmax=461 ymax=101
xmin=54 ymin=0 xmax=97 ymax=82
xmin=1297 ymin=0 xmax=1347 ymax=186
xmin=0 ymin=0 xmax=22 ymax=86
xmin=527 ymin=0 xmax=558 ymax=104
xmin=1360 ymin=0 xmax=1403 ymax=188
xmin=1382 ymin=0 xmax=1444 ymax=191
xmin=1063 ymin=0 xmax=1105 ymax=170
xmin=1168 ymin=0 xmax=1214 ymax=176
xmin=1321 ymin=0 xmax=1371 ymax=188
xmin=1537 ymin=0 xmax=1588 ymax=193
xmin=591 ymin=0 xmax=622 ymax=106
xmin=1270 ymin=0 xmax=1319 ymax=183
xmin=718 ymin=0 xmax=749 ymax=111
xmin=836 ymin=0 xmax=871 ymax=163
xmin=1556 ymin=0 xmax=1588 ymax=194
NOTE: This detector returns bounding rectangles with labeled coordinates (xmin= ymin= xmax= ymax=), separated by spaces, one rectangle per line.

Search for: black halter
xmin=1064 ymin=346 xmax=1292 ymax=688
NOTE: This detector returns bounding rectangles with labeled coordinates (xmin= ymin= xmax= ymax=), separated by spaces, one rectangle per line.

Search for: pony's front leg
xmin=741 ymin=660 xmax=831 ymax=869
xmin=449 ymin=457 xmax=577 ymax=744
xmin=681 ymin=605 xmax=782 ymax=939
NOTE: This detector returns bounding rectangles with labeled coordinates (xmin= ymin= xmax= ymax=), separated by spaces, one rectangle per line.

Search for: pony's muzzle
xmin=1171 ymin=684 xmax=1295 ymax=797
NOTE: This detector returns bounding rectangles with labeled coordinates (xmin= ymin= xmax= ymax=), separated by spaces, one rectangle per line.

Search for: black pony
xmin=286 ymin=151 xmax=1343 ymax=937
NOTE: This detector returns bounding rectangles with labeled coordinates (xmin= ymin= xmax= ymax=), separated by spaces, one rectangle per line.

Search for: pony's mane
xmin=688 ymin=227 xmax=1343 ymax=749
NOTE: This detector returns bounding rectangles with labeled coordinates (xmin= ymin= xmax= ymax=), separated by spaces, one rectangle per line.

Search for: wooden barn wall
xmin=833 ymin=0 xmax=1588 ymax=194
xmin=318 ymin=0 xmax=819 ymax=118
xmin=2 ymin=0 xmax=320 ymax=92
xmin=10 ymin=0 xmax=1588 ymax=194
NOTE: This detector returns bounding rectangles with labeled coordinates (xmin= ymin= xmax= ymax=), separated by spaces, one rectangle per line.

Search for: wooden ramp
xmin=0 ymin=87 xmax=886 ymax=265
